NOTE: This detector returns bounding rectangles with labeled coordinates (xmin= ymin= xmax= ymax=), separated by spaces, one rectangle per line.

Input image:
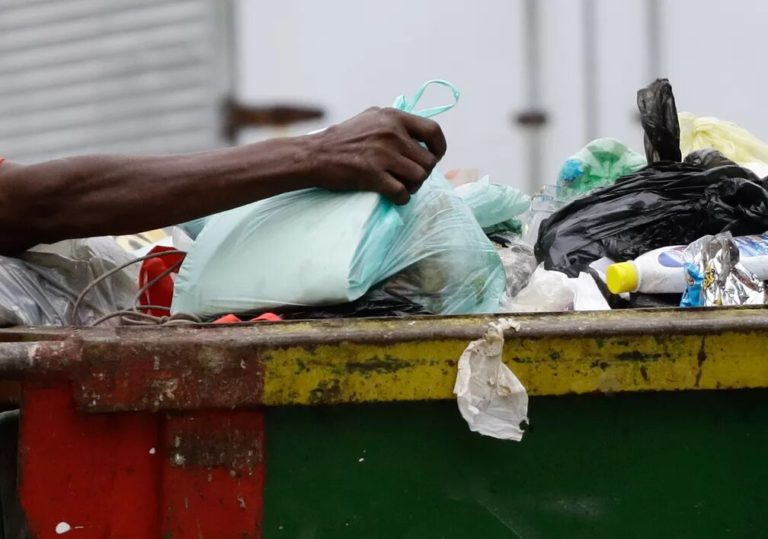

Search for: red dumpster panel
xmin=19 ymin=385 xmax=161 ymax=538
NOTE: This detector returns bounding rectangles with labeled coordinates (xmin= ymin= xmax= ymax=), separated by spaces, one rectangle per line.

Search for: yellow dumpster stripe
xmin=4 ymin=308 xmax=768 ymax=410
xmin=258 ymin=311 xmax=768 ymax=405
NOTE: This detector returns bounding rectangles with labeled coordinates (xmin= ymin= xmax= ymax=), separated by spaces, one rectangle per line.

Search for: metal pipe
xmin=646 ymin=0 xmax=662 ymax=80
xmin=521 ymin=0 xmax=544 ymax=194
xmin=582 ymin=0 xmax=599 ymax=141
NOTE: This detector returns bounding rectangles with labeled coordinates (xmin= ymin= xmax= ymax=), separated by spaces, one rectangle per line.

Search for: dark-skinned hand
xmin=307 ymin=107 xmax=447 ymax=205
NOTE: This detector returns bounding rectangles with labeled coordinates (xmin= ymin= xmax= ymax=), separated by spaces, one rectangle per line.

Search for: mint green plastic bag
xmin=171 ymin=81 xmax=506 ymax=317
xmin=455 ymin=176 xmax=530 ymax=230
xmin=557 ymin=138 xmax=647 ymax=201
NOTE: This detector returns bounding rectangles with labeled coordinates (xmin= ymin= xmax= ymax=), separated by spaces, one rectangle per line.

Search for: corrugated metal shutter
xmin=0 ymin=0 xmax=230 ymax=163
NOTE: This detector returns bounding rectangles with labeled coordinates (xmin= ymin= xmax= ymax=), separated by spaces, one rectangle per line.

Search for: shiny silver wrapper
xmin=685 ymin=233 xmax=765 ymax=307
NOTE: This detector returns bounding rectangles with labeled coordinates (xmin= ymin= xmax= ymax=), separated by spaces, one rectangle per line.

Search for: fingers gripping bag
xmin=171 ymin=81 xmax=506 ymax=317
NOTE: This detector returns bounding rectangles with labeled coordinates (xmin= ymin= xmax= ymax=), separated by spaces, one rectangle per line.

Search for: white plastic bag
xmin=500 ymin=266 xmax=575 ymax=313
xmin=568 ymin=272 xmax=611 ymax=311
xmin=453 ymin=319 xmax=528 ymax=441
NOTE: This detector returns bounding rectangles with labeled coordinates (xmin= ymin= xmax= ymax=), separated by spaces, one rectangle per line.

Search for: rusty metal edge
xmin=0 ymin=307 xmax=765 ymax=346
xmin=1 ymin=308 xmax=768 ymax=412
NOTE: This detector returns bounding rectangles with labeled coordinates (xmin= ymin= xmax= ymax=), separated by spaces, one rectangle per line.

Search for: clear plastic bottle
xmin=522 ymin=185 xmax=560 ymax=246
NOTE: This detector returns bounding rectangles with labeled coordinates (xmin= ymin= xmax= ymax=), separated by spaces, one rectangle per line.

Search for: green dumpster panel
xmin=264 ymin=390 xmax=768 ymax=538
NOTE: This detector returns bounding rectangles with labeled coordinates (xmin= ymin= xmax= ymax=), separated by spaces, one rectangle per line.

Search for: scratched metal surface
xmin=0 ymin=307 xmax=767 ymax=411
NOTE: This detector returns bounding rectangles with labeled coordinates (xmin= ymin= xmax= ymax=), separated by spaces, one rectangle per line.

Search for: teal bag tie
xmin=392 ymin=79 xmax=460 ymax=118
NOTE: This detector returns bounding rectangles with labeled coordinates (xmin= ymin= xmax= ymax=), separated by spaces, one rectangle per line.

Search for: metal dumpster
xmin=2 ymin=307 xmax=768 ymax=537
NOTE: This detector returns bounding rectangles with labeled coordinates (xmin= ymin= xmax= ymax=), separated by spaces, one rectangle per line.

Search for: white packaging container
xmin=605 ymin=232 xmax=768 ymax=294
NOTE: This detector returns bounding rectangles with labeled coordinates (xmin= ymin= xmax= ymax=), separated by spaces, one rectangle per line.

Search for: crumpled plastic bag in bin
xmin=0 ymin=237 xmax=138 ymax=327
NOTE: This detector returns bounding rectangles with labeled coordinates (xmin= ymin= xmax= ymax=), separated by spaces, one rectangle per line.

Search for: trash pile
xmin=7 ymin=78 xmax=768 ymax=328
xmin=163 ymin=76 xmax=764 ymax=321
xmin=534 ymin=78 xmax=768 ymax=309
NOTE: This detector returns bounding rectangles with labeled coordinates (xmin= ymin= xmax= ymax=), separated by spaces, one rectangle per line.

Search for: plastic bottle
xmin=606 ymin=232 xmax=768 ymax=294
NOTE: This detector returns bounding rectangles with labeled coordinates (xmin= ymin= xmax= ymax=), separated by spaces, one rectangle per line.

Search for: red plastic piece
xmin=213 ymin=314 xmax=244 ymax=324
xmin=250 ymin=313 xmax=282 ymax=322
xmin=213 ymin=313 xmax=283 ymax=324
xmin=138 ymin=246 xmax=185 ymax=317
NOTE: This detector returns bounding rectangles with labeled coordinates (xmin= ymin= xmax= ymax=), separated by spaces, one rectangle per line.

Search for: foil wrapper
xmin=681 ymin=232 xmax=765 ymax=307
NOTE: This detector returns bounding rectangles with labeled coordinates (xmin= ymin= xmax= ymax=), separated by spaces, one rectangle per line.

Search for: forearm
xmin=0 ymin=106 xmax=447 ymax=254
xmin=0 ymin=136 xmax=314 ymax=253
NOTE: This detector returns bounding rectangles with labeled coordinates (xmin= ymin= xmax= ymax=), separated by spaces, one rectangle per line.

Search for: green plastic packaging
xmin=557 ymin=138 xmax=647 ymax=201
xmin=454 ymin=176 xmax=529 ymax=230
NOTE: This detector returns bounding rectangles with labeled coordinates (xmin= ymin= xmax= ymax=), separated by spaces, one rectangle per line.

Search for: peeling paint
xmin=1 ymin=310 xmax=767 ymax=412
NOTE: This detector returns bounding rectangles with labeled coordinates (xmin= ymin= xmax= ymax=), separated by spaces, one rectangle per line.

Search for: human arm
xmin=0 ymin=107 xmax=446 ymax=254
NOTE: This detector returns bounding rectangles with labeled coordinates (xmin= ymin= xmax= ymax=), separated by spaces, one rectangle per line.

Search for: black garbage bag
xmin=638 ymin=78 xmax=681 ymax=163
xmin=684 ymin=148 xmax=741 ymax=170
xmin=535 ymin=78 xmax=768 ymax=276
xmin=535 ymin=161 xmax=768 ymax=275
xmin=629 ymin=293 xmax=683 ymax=309
xmin=280 ymin=288 xmax=432 ymax=320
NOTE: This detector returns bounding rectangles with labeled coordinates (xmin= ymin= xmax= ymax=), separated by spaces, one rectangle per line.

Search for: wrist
xmin=235 ymin=134 xmax=321 ymax=192
xmin=296 ymin=130 xmax=328 ymax=189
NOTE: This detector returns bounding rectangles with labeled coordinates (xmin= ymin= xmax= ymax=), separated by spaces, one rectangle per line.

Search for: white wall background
xmin=236 ymin=0 xmax=768 ymax=192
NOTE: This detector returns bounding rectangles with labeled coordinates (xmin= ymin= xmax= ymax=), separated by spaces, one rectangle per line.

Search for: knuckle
xmin=426 ymin=120 xmax=441 ymax=136
xmin=377 ymin=114 xmax=397 ymax=135
xmin=381 ymin=107 xmax=398 ymax=117
xmin=412 ymin=164 xmax=428 ymax=181
xmin=381 ymin=109 xmax=404 ymax=128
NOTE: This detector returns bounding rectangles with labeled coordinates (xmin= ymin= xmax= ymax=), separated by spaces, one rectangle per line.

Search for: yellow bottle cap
xmin=606 ymin=262 xmax=639 ymax=294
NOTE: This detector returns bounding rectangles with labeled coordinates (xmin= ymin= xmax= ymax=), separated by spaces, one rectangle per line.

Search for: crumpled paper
xmin=681 ymin=232 xmax=765 ymax=307
xmin=453 ymin=319 xmax=528 ymax=441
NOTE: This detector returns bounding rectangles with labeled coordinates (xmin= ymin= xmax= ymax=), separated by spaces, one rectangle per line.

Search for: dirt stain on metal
xmin=617 ymin=351 xmax=661 ymax=362
xmin=344 ymin=356 xmax=410 ymax=374
xmin=695 ymin=337 xmax=707 ymax=388
xmin=197 ymin=347 xmax=226 ymax=374
xmin=640 ymin=365 xmax=649 ymax=382
xmin=309 ymin=379 xmax=342 ymax=404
